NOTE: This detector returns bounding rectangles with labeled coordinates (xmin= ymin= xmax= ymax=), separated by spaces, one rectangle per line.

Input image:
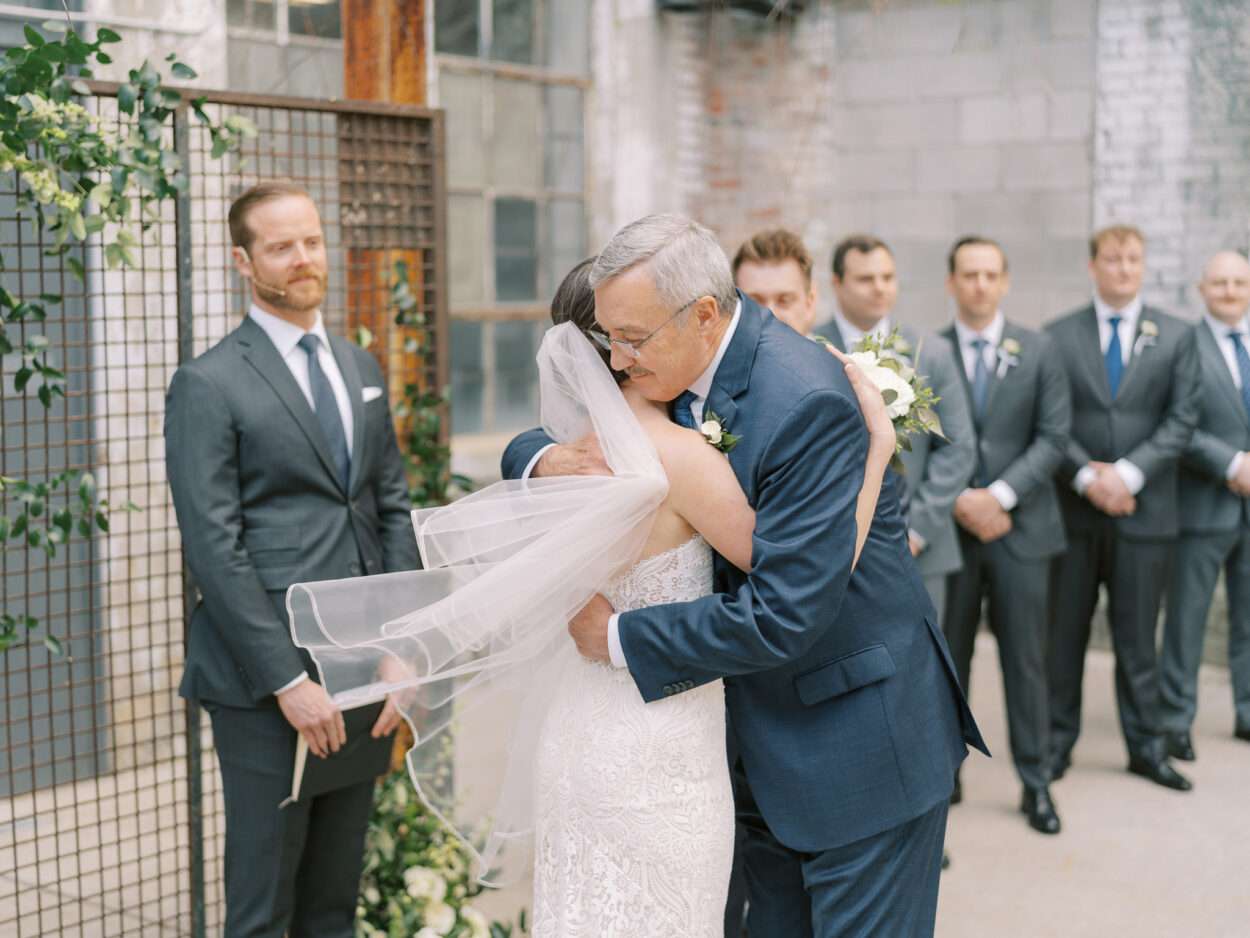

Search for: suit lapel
xmin=1073 ymin=305 xmax=1112 ymax=406
xmin=329 ymin=334 xmax=368 ymax=493
xmin=822 ymin=319 xmax=847 ymax=353
xmin=235 ymin=316 xmax=346 ymax=492
xmin=1115 ymin=306 xmax=1157 ymax=400
xmin=1200 ymin=318 xmax=1250 ymax=428
xmin=707 ymin=292 xmax=767 ymax=468
xmin=942 ymin=324 xmax=978 ymax=424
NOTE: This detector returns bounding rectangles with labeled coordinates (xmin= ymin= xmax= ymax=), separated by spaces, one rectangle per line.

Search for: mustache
xmin=625 ymin=365 xmax=651 ymax=378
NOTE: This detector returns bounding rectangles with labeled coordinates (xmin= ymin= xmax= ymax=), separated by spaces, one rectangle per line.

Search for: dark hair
xmin=228 ymin=180 xmax=314 ymax=253
xmin=947 ymin=235 xmax=1009 ymax=274
xmin=831 ymin=233 xmax=892 ymax=279
xmin=1090 ymin=224 xmax=1145 ymax=259
xmin=551 ymin=257 xmax=626 ymax=384
xmin=732 ymin=228 xmax=813 ymax=285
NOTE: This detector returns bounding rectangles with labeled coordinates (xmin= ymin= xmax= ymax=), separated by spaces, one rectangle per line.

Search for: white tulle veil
xmin=286 ymin=322 xmax=667 ymax=886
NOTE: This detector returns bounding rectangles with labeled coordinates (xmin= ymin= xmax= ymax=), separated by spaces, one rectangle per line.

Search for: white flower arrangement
xmin=1133 ymin=319 xmax=1159 ymax=357
xmin=996 ymin=337 xmax=1022 ymax=379
xmin=699 ymin=410 xmax=740 ymax=454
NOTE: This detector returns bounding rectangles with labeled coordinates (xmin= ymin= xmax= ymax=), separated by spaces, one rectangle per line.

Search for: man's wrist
xmin=607 ymin=613 xmax=627 ymax=669
xmin=1073 ymin=465 xmax=1096 ymax=495
xmin=522 ymin=444 xmax=555 ymax=481
xmin=1227 ymin=452 xmax=1245 ymax=481
xmin=1113 ymin=458 xmax=1145 ymax=495
xmin=274 ymin=672 xmax=309 ymax=696
xmin=987 ymin=480 xmax=1018 ymax=512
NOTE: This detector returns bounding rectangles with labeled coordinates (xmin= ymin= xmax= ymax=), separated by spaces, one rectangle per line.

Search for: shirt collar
xmin=688 ymin=299 xmax=742 ymax=401
xmin=832 ymin=307 xmax=890 ymax=348
xmin=953 ymin=310 xmax=1005 ymax=349
xmin=1204 ymin=310 xmax=1250 ymax=339
xmin=248 ymin=304 xmax=329 ymax=358
xmin=1092 ymin=292 xmax=1142 ymax=327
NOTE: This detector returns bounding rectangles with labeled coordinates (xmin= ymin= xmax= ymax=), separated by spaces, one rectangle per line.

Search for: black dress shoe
xmin=1020 ymin=786 xmax=1062 ymax=834
xmin=1235 ymin=725 xmax=1250 ymax=743
xmin=1127 ymin=756 xmax=1193 ymax=791
xmin=1166 ymin=731 xmax=1195 ymax=761
xmin=950 ymin=774 xmax=962 ymax=805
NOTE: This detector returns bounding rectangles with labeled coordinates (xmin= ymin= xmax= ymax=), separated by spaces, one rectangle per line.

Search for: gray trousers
xmin=923 ymin=573 xmax=947 ymax=630
xmin=1160 ymin=527 xmax=1250 ymax=733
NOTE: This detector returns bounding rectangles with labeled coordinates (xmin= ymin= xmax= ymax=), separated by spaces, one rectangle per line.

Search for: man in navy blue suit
xmin=502 ymin=215 xmax=985 ymax=937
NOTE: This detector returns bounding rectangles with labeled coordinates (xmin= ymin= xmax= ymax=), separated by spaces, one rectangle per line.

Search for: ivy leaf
xmin=43 ymin=634 xmax=63 ymax=656
xmin=117 ymin=81 xmax=137 ymax=114
xmin=94 ymin=510 xmax=109 ymax=533
xmin=66 ymin=255 xmax=85 ymax=282
xmin=170 ymin=61 xmax=197 ymax=80
xmin=37 ymin=384 xmax=51 ymax=408
xmin=24 ymin=25 xmax=45 ymax=48
xmin=96 ymin=27 xmax=122 ymax=44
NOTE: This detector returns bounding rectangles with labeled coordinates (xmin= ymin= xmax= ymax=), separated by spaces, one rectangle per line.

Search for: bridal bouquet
xmin=838 ymin=330 xmax=943 ymax=472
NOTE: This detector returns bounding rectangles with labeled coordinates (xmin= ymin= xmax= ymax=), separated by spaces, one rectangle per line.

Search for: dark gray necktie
xmin=1230 ymin=331 xmax=1250 ymax=420
xmin=970 ymin=337 xmax=990 ymax=418
xmin=297 ymin=333 xmax=350 ymax=488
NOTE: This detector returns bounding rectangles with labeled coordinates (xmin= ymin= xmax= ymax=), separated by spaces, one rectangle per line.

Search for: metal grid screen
xmin=0 ymin=86 xmax=446 ymax=937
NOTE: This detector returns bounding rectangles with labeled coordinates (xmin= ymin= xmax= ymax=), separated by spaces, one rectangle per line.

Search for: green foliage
xmin=0 ymin=23 xmax=255 ymax=654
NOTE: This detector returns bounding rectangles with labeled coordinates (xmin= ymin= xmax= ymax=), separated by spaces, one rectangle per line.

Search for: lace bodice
xmin=531 ymin=534 xmax=733 ymax=937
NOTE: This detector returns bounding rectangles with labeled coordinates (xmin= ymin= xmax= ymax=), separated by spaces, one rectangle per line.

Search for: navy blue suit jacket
xmin=502 ymin=294 xmax=986 ymax=851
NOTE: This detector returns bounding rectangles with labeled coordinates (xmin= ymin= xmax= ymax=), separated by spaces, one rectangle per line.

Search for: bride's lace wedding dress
xmin=531 ymin=535 xmax=734 ymax=938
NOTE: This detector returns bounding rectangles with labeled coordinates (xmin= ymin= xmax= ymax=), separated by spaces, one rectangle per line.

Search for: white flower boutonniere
xmin=1133 ymin=319 xmax=1159 ymax=357
xmin=700 ymin=410 xmax=740 ymax=454
xmin=995 ymin=337 xmax=1021 ymax=379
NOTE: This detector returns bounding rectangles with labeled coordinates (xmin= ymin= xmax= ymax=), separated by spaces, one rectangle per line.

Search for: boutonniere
xmin=700 ymin=410 xmax=740 ymax=454
xmin=1133 ymin=319 xmax=1159 ymax=357
xmin=995 ymin=337 xmax=1021 ymax=379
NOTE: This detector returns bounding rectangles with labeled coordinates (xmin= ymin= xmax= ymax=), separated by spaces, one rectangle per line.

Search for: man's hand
xmin=277 ymin=680 xmax=347 ymax=758
xmin=1229 ymin=453 xmax=1250 ymax=497
xmin=533 ymin=434 xmax=611 ymax=478
xmin=1085 ymin=463 xmax=1136 ymax=516
xmin=568 ymin=593 xmax=614 ymax=663
xmin=371 ymin=655 xmax=416 ymax=738
xmin=954 ymin=488 xmax=1013 ymax=543
xmin=908 ymin=532 xmax=924 ymax=557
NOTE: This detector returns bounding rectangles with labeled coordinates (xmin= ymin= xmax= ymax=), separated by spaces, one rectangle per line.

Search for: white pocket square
xmin=362 ymin=386 xmax=384 ymax=403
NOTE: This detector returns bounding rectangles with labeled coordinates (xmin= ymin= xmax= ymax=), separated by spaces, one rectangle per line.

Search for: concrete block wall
xmin=684 ymin=0 xmax=1098 ymax=332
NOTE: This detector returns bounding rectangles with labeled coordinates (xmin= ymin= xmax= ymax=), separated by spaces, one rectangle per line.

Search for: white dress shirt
xmin=952 ymin=312 xmax=1019 ymax=511
xmin=1204 ymin=312 xmax=1250 ymax=480
xmin=606 ymin=301 xmax=742 ymax=670
xmin=1073 ymin=294 xmax=1146 ymax=497
xmin=831 ymin=307 xmax=890 ymax=350
xmin=248 ymin=305 xmax=354 ymax=696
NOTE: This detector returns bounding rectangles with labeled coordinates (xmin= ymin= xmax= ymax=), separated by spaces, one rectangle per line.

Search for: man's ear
xmin=695 ymin=296 xmax=721 ymax=328
xmin=232 ymin=245 xmax=253 ymax=279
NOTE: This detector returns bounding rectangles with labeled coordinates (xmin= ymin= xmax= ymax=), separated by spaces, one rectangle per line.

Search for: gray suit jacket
xmin=825 ymin=321 xmax=976 ymax=578
xmin=165 ymin=315 xmax=419 ymax=707
xmin=940 ymin=320 xmax=1070 ymax=561
xmin=1045 ymin=303 xmax=1200 ymax=540
xmin=1178 ymin=318 xmax=1250 ymax=534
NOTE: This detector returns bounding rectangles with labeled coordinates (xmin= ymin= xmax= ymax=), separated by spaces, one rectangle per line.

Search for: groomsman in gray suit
xmin=1045 ymin=224 xmax=1199 ymax=791
xmin=939 ymin=237 xmax=1070 ymax=834
xmin=823 ymin=234 xmax=976 ymax=625
xmin=165 ymin=182 xmax=418 ymax=936
xmin=1160 ymin=250 xmax=1250 ymax=757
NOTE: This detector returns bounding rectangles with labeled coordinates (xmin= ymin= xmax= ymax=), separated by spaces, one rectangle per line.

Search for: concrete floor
xmin=937 ymin=636 xmax=1250 ymax=938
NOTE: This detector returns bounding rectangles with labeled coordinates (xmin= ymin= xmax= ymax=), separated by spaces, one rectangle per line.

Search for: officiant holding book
xmin=165 ymin=181 xmax=419 ymax=938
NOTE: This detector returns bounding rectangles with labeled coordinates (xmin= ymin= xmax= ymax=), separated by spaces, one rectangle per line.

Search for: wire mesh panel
xmin=0 ymin=86 xmax=445 ymax=937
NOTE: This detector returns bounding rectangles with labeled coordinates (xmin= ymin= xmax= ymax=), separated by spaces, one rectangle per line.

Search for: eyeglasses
xmin=586 ymin=295 xmax=703 ymax=360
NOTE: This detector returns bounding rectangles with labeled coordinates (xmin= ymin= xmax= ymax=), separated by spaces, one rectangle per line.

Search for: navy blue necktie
xmin=970 ymin=337 xmax=990 ymax=419
xmin=1230 ymin=331 xmax=1250 ymax=420
xmin=298 ymin=333 xmax=351 ymax=488
xmin=1105 ymin=315 xmax=1124 ymax=398
xmin=671 ymin=390 xmax=699 ymax=430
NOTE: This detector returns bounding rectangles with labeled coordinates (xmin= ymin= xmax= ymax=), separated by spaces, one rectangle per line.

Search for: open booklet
xmin=279 ymin=699 xmax=394 ymax=808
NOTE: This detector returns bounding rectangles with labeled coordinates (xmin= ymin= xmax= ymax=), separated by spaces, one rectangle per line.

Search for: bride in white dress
xmin=286 ymin=261 xmax=893 ymax=938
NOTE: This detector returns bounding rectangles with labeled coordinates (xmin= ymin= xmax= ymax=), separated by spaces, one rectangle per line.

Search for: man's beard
xmin=257 ymin=269 xmax=328 ymax=313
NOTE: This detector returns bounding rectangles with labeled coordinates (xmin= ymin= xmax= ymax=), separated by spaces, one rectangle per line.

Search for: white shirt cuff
xmin=522 ymin=444 xmax=555 ymax=481
xmin=1228 ymin=452 xmax=1245 ymax=481
xmin=1113 ymin=458 xmax=1145 ymax=495
xmin=607 ymin=613 xmax=628 ymax=669
xmin=1073 ymin=465 xmax=1097 ymax=495
xmin=274 ymin=672 xmax=309 ymax=696
xmin=908 ymin=528 xmax=927 ymax=552
xmin=988 ymin=480 xmax=1019 ymax=512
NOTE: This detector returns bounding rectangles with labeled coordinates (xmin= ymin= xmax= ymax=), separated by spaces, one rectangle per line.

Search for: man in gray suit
xmin=823 ymin=234 xmax=975 ymax=624
xmin=165 ymin=182 xmax=419 ymax=936
xmin=1160 ymin=250 xmax=1250 ymax=758
xmin=940 ymin=237 xmax=1070 ymax=835
xmin=1045 ymin=224 xmax=1199 ymax=792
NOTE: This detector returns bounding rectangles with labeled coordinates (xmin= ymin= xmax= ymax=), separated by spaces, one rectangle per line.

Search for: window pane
xmin=495 ymin=198 xmax=538 ymax=303
xmin=544 ymin=86 xmax=583 ymax=191
xmin=449 ymin=195 xmax=485 ymax=307
xmin=545 ymin=0 xmax=589 ymax=74
xmin=491 ymin=79 xmax=542 ymax=190
xmin=450 ymin=319 xmax=484 ymax=435
xmin=545 ymin=198 xmax=586 ymax=300
xmin=442 ymin=72 xmax=486 ymax=189
xmin=289 ymin=0 xmax=341 ymax=38
xmin=435 ymin=0 xmax=479 ymax=56
xmin=227 ymin=0 xmax=275 ymax=29
xmin=494 ymin=321 xmax=542 ymax=430
xmin=491 ymin=0 xmax=534 ymax=65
